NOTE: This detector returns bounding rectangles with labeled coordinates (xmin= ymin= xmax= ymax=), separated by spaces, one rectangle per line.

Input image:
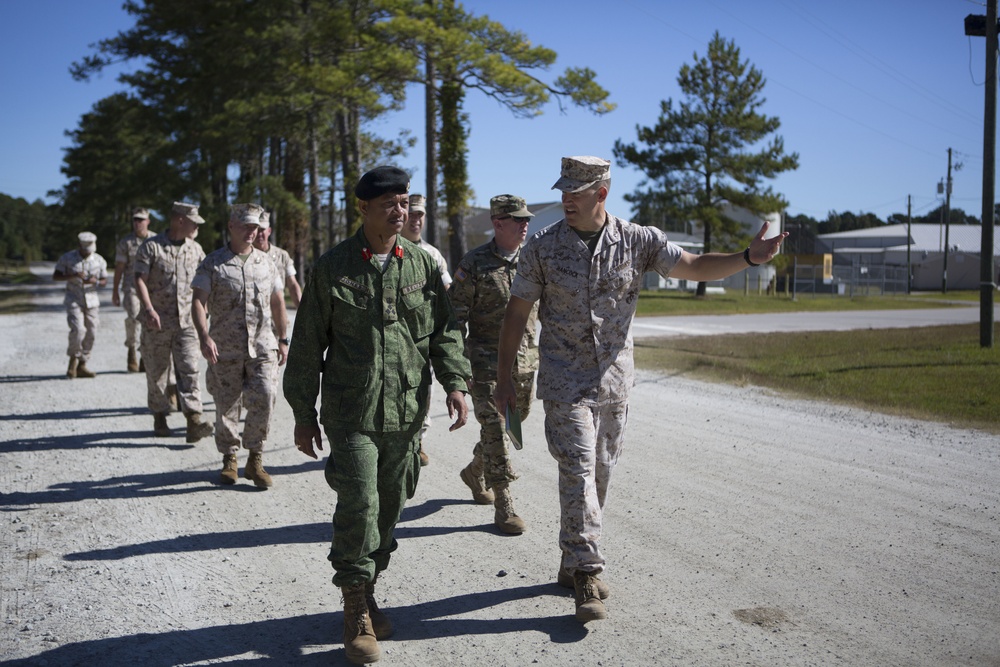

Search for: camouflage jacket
xmin=134 ymin=233 xmax=206 ymax=331
xmin=284 ymin=228 xmax=471 ymax=432
xmin=55 ymin=249 xmax=108 ymax=309
xmin=114 ymin=232 xmax=152 ymax=291
xmin=263 ymin=242 xmax=295 ymax=288
xmin=511 ymin=214 xmax=683 ymax=405
xmin=449 ymin=239 xmax=538 ymax=382
xmin=192 ymin=246 xmax=281 ymax=361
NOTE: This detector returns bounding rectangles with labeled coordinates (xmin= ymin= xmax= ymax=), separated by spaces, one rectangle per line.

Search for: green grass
xmin=634 ymin=324 xmax=1000 ymax=434
xmin=634 ymin=290 xmax=976 ymax=317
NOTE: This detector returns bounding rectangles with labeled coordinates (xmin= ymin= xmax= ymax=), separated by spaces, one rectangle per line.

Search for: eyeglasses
xmin=496 ymin=215 xmax=530 ymax=224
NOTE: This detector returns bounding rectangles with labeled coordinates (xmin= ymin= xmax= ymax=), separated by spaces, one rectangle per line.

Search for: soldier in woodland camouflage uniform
xmin=192 ymin=203 xmax=288 ymax=489
xmin=252 ymin=211 xmax=302 ymax=308
xmin=284 ymin=166 xmax=470 ymax=666
xmin=112 ymin=207 xmax=154 ymax=372
xmin=494 ymin=156 xmax=788 ymax=624
xmin=53 ymin=231 xmax=108 ymax=379
xmin=401 ymin=193 xmax=452 ymax=467
xmin=134 ymin=202 xmax=214 ymax=443
xmin=450 ymin=194 xmax=538 ymax=535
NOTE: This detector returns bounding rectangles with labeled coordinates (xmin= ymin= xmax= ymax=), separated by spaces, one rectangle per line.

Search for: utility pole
xmin=907 ymin=195 xmax=912 ymax=294
xmin=966 ymin=2 xmax=997 ymax=347
xmin=941 ymin=148 xmax=953 ymax=293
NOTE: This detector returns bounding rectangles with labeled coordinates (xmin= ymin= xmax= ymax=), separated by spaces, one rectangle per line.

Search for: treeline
xmin=39 ymin=0 xmax=612 ymax=272
xmin=0 ymin=194 xmax=65 ymax=263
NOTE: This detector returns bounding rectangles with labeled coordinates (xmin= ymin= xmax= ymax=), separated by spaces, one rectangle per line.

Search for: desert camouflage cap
xmin=490 ymin=194 xmax=533 ymax=219
xmin=78 ymin=231 xmax=97 ymax=245
xmin=551 ymin=155 xmax=611 ymax=193
xmin=172 ymin=201 xmax=205 ymax=224
xmin=132 ymin=207 xmax=150 ymax=220
xmin=258 ymin=210 xmax=271 ymax=230
xmin=409 ymin=194 xmax=427 ymax=214
xmin=230 ymin=203 xmax=266 ymax=226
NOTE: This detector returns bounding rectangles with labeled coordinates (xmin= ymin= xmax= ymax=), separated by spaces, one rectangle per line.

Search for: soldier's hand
xmin=199 ymin=336 xmax=219 ymax=365
xmin=492 ymin=377 xmax=516 ymax=415
xmin=294 ymin=423 xmax=323 ymax=459
xmin=146 ymin=309 xmax=162 ymax=330
xmin=446 ymin=390 xmax=469 ymax=431
xmin=112 ymin=292 xmax=121 ymax=307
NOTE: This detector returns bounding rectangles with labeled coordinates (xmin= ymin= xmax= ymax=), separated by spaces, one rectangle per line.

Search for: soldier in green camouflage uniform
xmin=284 ymin=166 xmax=471 ymax=666
xmin=450 ymin=194 xmax=538 ymax=535
xmin=192 ymin=203 xmax=288 ymax=489
xmin=112 ymin=207 xmax=153 ymax=372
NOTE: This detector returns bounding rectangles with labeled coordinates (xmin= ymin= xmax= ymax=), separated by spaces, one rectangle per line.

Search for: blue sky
xmin=0 ymin=0 xmax=992 ymax=223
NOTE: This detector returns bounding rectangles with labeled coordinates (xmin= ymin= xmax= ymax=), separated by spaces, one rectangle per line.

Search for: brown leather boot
xmin=243 ymin=451 xmax=273 ymax=489
xmin=459 ymin=456 xmax=494 ymax=504
xmin=185 ymin=412 xmax=213 ymax=443
xmin=365 ymin=576 xmax=394 ymax=640
xmin=341 ymin=582 xmax=380 ymax=665
xmin=493 ymin=483 xmax=526 ymax=534
xmin=573 ymin=571 xmax=608 ymax=623
xmin=418 ymin=441 xmax=429 ymax=467
xmin=66 ymin=358 xmax=78 ymax=378
xmin=75 ymin=361 xmax=96 ymax=378
xmin=220 ymin=454 xmax=238 ymax=485
xmin=127 ymin=347 xmax=139 ymax=372
xmin=558 ymin=565 xmax=610 ymax=599
xmin=153 ymin=412 xmax=170 ymax=437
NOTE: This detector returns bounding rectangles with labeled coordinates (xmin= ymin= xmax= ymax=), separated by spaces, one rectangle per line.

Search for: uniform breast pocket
xmin=603 ymin=266 xmax=640 ymax=303
xmin=331 ymin=284 xmax=370 ymax=325
xmin=400 ymin=288 xmax=435 ymax=340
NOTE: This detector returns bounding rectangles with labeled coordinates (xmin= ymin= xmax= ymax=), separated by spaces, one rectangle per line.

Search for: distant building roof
xmin=818 ymin=223 xmax=994 ymax=253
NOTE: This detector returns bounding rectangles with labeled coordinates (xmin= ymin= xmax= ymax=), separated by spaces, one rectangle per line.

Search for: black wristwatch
xmin=279 ymin=338 xmax=290 ymax=345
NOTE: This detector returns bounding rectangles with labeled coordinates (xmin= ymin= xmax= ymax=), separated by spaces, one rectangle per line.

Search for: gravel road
xmin=2 ymin=269 xmax=998 ymax=666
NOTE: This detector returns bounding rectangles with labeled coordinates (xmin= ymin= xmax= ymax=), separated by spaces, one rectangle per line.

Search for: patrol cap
xmin=78 ymin=231 xmax=97 ymax=246
xmin=355 ymin=166 xmax=409 ymax=201
xmin=171 ymin=201 xmax=205 ymax=224
xmin=229 ymin=203 xmax=266 ymax=226
xmin=132 ymin=207 xmax=150 ymax=220
xmin=551 ymin=156 xmax=611 ymax=193
xmin=409 ymin=194 xmax=426 ymax=214
xmin=490 ymin=194 xmax=533 ymax=219
xmin=258 ymin=210 xmax=270 ymax=230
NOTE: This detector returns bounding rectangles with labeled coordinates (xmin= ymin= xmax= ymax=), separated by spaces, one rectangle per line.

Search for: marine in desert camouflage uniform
xmin=134 ymin=201 xmax=214 ymax=443
xmin=53 ymin=231 xmax=108 ymax=379
xmin=112 ymin=207 xmax=153 ymax=372
xmin=252 ymin=211 xmax=302 ymax=308
xmin=450 ymin=194 xmax=538 ymax=535
xmin=192 ymin=203 xmax=288 ymax=489
xmin=494 ymin=156 xmax=788 ymax=624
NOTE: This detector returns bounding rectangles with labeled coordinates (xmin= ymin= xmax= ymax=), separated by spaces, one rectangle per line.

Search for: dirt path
xmin=2 ymin=270 xmax=998 ymax=666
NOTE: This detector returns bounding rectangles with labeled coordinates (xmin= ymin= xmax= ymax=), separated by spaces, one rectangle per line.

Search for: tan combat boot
xmin=220 ymin=454 xmax=238 ymax=485
xmin=573 ymin=571 xmax=608 ymax=623
xmin=558 ymin=565 xmax=610 ymax=599
xmin=493 ymin=483 xmax=526 ymax=534
xmin=75 ymin=361 xmax=96 ymax=378
xmin=365 ymin=576 xmax=394 ymax=640
xmin=127 ymin=347 xmax=139 ymax=373
xmin=459 ymin=455 xmax=494 ymax=504
xmin=418 ymin=441 xmax=429 ymax=467
xmin=243 ymin=451 xmax=273 ymax=489
xmin=66 ymin=358 xmax=78 ymax=378
xmin=185 ymin=412 xmax=213 ymax=443
xmin=153 ymin=412 xmax=170 ymax=437
xmin=341 ymin=582 xmax=381 ymax=665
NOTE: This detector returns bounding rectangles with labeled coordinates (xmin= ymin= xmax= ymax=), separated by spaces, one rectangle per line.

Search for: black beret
xmin=354 ymin=166 xmax=410 ymax=201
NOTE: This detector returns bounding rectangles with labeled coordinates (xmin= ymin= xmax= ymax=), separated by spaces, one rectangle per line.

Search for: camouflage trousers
xmin=543 ymin=399 xmax=628 ymax=576
xmin=141 ymin=326 xmax=203 ymax=415
xmin=121 ymin=288 xmax=142 ymax=350
xmin=206 ymin=353 xmax=278 ymax=455
xmin=470 ymin=372 xmax=535 ymax=488
xmin=324 ymin=424 xmax=421 ymax=588
xmin=66 ymin=302 xmax=99 ymax=362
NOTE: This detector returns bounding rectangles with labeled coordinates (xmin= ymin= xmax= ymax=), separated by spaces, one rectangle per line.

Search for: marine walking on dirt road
xmin=112 ymin=207 xmax=154 ymax=373
xmin=53 ymin=231 xmax=108 ymax=379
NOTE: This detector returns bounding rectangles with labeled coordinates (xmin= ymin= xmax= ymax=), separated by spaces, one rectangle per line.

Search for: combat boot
xmin=127 ymin=347 xmax=139 ymax=372
xmin=557 ymin=565 xmax=610 ymax=599
xmin=243 ymin=451 xmax=273 ymax=489
xmin=341 ymin=582 xmax=380 ymax=665
xmin=219 ymin=454 xmax=238 ymax=485
xmin=185 ymin=412 xmax=213 ymax=443
xmin=76 ymin=361 xmax=96 ymax=378
xmin=493 ymin=483 xmax=526 ymax=534
xmin=153 ymin=412 xmax=170 ymax=437
xmin=418 ymin=441 xmax=429 ymax=467
xmin=167 ymin=384 xmax=179 ymax=412
xmin=365 ymin=576 xmax=394 ymax=640
xmin=459 ymin=456 xmax=494 ymax=504
xmin=66 ymin=357 xmax=78 ymax=378
xmin=573 ymin=571 xmax=608 ymax=623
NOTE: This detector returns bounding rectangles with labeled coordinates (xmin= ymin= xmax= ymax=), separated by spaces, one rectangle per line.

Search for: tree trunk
xmin=439 ymin=79 xmax=468 ymax=267
xmin=424 ymin=40 xmax=439 ymax=247
xmin=307 ymin=111 xmax=323 ymax=261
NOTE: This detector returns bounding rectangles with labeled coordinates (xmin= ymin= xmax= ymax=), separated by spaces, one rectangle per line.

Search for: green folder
xmin=505 ymin=404 xmax=523 ymax=450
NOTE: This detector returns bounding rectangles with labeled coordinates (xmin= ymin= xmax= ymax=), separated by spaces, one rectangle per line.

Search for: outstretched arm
xmin=670 ymin=221 xmax=788 ymax=282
